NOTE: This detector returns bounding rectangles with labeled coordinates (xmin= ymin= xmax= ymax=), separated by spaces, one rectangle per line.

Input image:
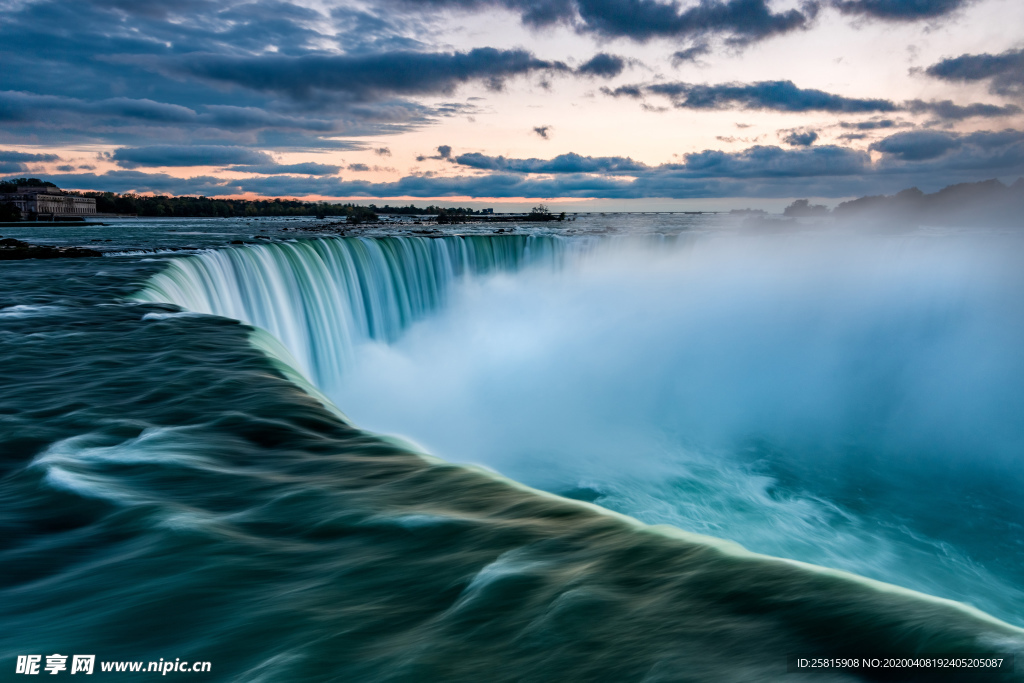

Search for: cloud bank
xmin=25 ymin=128 xmax=1021 ymax=201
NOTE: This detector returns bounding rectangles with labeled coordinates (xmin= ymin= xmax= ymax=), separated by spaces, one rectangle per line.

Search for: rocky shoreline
xmin=0 ymin=237 xmax=102 ymax=260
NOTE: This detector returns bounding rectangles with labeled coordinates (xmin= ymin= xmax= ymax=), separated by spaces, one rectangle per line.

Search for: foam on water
xmin=0 ymin=304 xmax=65 ymax=318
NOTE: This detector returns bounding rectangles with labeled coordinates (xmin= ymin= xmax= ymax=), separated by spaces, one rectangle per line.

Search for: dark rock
xmin=0 ymin=237 xmax=102 ymax=260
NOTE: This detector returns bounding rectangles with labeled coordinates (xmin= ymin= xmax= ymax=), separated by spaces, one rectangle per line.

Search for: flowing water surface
xmin=3 ymin=216 xmax=1023 ymax=681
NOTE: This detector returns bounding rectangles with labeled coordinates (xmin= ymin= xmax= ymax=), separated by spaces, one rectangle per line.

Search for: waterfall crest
xmin=135 ymin=235 xmax=578 ymax=389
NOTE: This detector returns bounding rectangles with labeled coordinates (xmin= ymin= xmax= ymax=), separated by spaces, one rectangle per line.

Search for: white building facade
xmin=2 ymin=185 xmax=97 ymax=218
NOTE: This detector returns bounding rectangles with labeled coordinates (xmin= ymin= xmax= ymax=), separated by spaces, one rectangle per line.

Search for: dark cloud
xmin=925 ymin=49 xmax=1024 ymax=98
xmin=831 ymin=0 xmax=969 ymax=20
xmin=668 ymin=144 xmax=868 ymax=178
xmin=632 ymin=80 xmax=898 ymax=112
xmin=571 ymin=0 xmax=815 ymax=44
xmin=374 ymin=147 xmax=392 ymax=157
xmin=199 ymin=106 xmax=336 ymax=132
xmin=576 ymin=53 xmax=625 ymax=78
xmin=0 ymin=91 xmax=396 ymax=147
xmin=386 ymin=0 xmax=816 ymax=45
xmin=0 ymin=92 xmax=198 ymax=125
xmin=31 ymin=171 xmax=238 ymax=197
xmin=348 ymin=164 xmax=371 ymax=172
xmin=112 ymin=145 xmax=275 ymax=168
xmin=454 ymin=151 xmax=647 ymax=173
xmin=0 ymin=0 xmax=563 ymax=151
xmin=870 ymin=128 xmax=1024 ymax=166
xmin=417 ymin=145 xmax=455 ymax=162
xmin=906 ymin=99 xmax=1021 ymax=120
xmin=840 ymin=119 xmax=900 ymax=130
xmin=600 ymin=85 xmax=644 ymax=99
xmin=0 ymin=150 xmax=61 ymax=163
xmin=171 ymin=48 xmax=568 ymax=101
xmin=672 ymin=43 xmax=711 ymax=64
xmin=0 ymin=3 xmax=339 ymax=111
xmin=870 ymin=130 xmax=961 ymax=161
xmin=533 ymin=126 xmax=552 ymax=139
xmin=608 ymin=81 xmax=1018 ymax=120
xmin=782 ymin=130 xmax=819 ymax=146
xmin=250 ymin=133 xmax=370 ymax=153
xmin=228 ymin=162 xmax=342 ymax=176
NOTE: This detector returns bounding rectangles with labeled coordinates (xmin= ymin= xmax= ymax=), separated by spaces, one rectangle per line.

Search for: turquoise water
xmin=2 ymin=217 xmax=1023 ymax=681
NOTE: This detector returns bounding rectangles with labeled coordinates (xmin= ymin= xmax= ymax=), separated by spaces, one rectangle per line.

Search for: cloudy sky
xmin=1 ymin=0 xmax=1022 ymax=208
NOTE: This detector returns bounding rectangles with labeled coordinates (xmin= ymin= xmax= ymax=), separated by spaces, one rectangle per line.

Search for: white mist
xmin=330 ymin=230 xmax=1024 ymax=624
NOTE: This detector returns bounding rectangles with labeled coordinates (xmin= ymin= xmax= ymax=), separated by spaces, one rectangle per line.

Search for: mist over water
xmin=134 ymin=226 xmax=1024 ymax=629
xmin=328 ymin=230 xmax=1024 ymax=624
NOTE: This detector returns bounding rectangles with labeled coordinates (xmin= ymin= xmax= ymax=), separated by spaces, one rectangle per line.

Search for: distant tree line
xmin=833 ymin=178 xmax=1024 ymax=219
xmin=0 ymin=178 xmax=59 ymax=194
xmin=783 ymin=177 xmax=1024 ymax=226
xmin=79 ymin=192 xmax=381 ymax=221
xmin=367 ymin=204 xmax=491 ymax=215
xmin=0 ymin=179 xmax=509 ymax=221
xmin=0 ymin=179 xmax=382 ymax=222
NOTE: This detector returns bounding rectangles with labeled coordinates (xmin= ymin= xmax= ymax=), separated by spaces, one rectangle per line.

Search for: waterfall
xmin=133 ymin=229 xmax=1024 ymax=626
xmin=135 ymin=235 xmax=579 ymax=390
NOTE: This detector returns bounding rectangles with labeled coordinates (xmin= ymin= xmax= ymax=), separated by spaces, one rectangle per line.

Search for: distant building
xmin=1 ymin=185 xmax=96 ymax=219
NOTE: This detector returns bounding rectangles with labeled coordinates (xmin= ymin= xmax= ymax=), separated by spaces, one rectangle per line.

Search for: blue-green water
xmin=2 ymin=216 xmax=1023 ymax=681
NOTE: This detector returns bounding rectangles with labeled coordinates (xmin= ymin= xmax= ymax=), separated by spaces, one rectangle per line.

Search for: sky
xmin=1 ymin=0 xmax=1022 ymax=209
